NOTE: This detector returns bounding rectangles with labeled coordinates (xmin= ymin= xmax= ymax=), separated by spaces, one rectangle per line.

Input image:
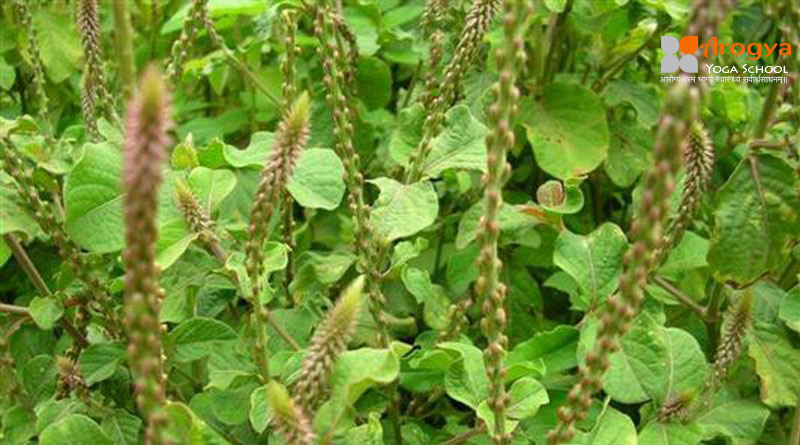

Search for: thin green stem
xmin=111 ymin=0 xmax=136 ymax=98
xmin=652 ymin=276 xmax=707 ymax=320
xmin=791 ymin=395 xmax=800 ymax=445
xmin=4 ymin=234 xmax=51 ymax=298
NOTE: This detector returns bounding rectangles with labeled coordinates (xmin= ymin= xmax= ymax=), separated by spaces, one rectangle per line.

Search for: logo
xmin=661 ymin=36 xmax=698 ymax=73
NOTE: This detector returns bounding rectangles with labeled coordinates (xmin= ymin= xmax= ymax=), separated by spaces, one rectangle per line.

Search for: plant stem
xmin=111 ymin=0 xmax=136 ymax=98
xmin=0 ymin=303 xmax=29 ymax=316
xmin=652 ymin=276 xmax=707 ymax=320
xmin=4 ymin=234 xmax=51 ymax=298
xmin=438 ymin=425 xmax=487 ymax=445
xmin=791 ymin=395 xmax=800 ymax=445
xmin=753 ymin=80 xmax=781 ymax=139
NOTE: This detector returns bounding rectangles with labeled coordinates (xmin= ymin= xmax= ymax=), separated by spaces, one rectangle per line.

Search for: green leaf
xmin=605 ymin=120 xmax=654 ymax=188
xmin=438 ymin=342 xmax=488 ymax=410
xmin=747 ymin=321 xmax=800 ymax=407
xmin=553 ymin=223 xmax=628 ymax=310
xmin=79 ymin=342 xmax=126 ymax=386
xmin=101 ymin=410 xmax=142 ymax=445
xmin=0 ymin=55 xmax=15 ymax=91
xmin=536 ymin=179 xmax=585 ymax=214
xmin=27 ymin=297 xmax=63 ymax=330
xmin=708 ymin=154 xmax=800 ymax=285
xmin=165 ymin=401 xmax=232 ymax=445
xmin=522 ymin=82 xmax=610 ymax=180
xmin=456 ymin=199 xmax=537 ymax=249
xmin=248 ymin=385 xmax=274 ymax=434
xmin=696 ymin=392 xmax=770 ymax=444
xmin=476 ymin=400 xmax=519 ymax=435
xmin=344 ymin=412 xmax=384 ymax=445
xmin=357 ymin=57 xmax=393 ymax=110
xmin=64 ymin=143 xmax=195 ymax=270
xmin=506 ymin=377 xmax=549 ymax=419
xmin=33 ymin=11 xmax=83 ymax=83
xmin=368 ymin=178 xmax=438 ymax=242
xmin=343 ymin=5 xmax=380 ymax=56
xmin=779 ymin=286 xmax=800 ymax=333
xmin=507 ymin=325 xmax=579 ymax=376
xmin=187 ymin=167 xmax=237 ymax=213
xmin=287 ymin=148 xmax=346 ymax=210
xmin=329 ymin=347 xmax=401 ymax=416
xmin=168 ymin=317 xmax=240 ymax=363
xmin=0 ymin=186 xmax=38 ymax=237
xmin=390 ymin=105 xmax=488 ymax=179
xmin=604 ymin=81 xmax=660 ymax=128
xmin=575 ymin=408 xmax=637 ymax=445
xmin=222 ymin=132 xmax=274 ymax=168
xmin=40 ymin=414 xmax=112 ymax=445
xmin=638 ymin=420 xmax=703 ymax=445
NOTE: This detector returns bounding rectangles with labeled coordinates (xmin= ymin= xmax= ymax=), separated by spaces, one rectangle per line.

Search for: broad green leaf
xmin=638 ymin=420 xmax=703 ymax=445
xmin=575 ymin=408 xmax=636 ymax=445
xmin=187 ymin=167 xmax=237 ymax=213
xmin=0 ymin=186 xmax=38 ymax=237
xmin=329 ymin=347 xmax=401 ymax=416
xmin=287 ymin=148 xmax=346 ymax=210
xmin=2 ymin=405 xmax=36 ymax=444
xmin=522 ymin=82 xmax=609 ymax=180
xmin=507 ymin=325 xmax=579 ymax=376
xmin=249 ymin=385 xmax=274 ymax=433
xmin=780 ymin=286 xmax=800 ymax=333
xmin=162 ymin=0 xmax=267 ymax=33
xmin=476 ymin=400 xmax=519 ymax=435
xmin=598 ymin=315 xmax=663 ymax=404
xmin=344 ymin=412 xmax=383 ymax=445
xmin=64 ymin=143 xmax=195 ymax=270
xmin=357 ymin=57 xmax=393 ymax=110
xmin=222 ymin=132 xmax=274 ymax=168
xmin=456 ymin=199 xmax=538 ymax=249
xmin=708 ymin=154 xmax=800 ymax=286
xmin=168 ymin=317 xmax=240 ymax=363
xmin=747 ymin=321 xmax=800 ymax=407
xmin=536 ymin=179 xmax=585 ymax=214
xmin=225 ymin=243 xmax=288 ymax=303
xmin=604 ymin=81 xmax=660 ymax=128
xmin=0 ymin=238 xmax=10 ymax=268
xmin=390 ymin=105 xmax=488 ymax=179
xmin=33 ymin=11 xmax=83 ymax=83
xmin=28 ymin=297 xmax=63 ymax=330
xmin=165 ymin=401 xmax=232 ymax=445
xmin=696 ymin=392 xmax=770 ymax=444
xmin=343 ymin=5 xmax=380 ymax=56
xmin=40 ymin=414 xmax=112 ymax=445
xmin=35 ymin=400 xmax=84 ymax=434
xmin=605 ymin=120 xmax=654 ymax=187
xmin=368 ymin=178 xmax=438 ymax=242
xmin=438 ymin=342 xmax=488 ymax=410
xmin=506 ymin=377 xmax=549 ymax=419
xmin=211 ymin=382 xmax=258 ymax=426
xmin=553 ymin=223 xmax=628 ymax=310
xmin=101 ymin=410 xmax=142 ymax=445
xmin=0 ymin=55 xmax=15 ymax=90
xmin=22 ymin=355 xmax=56 ymax=402
xmin=79 ymin=342 xmax=126 ymax=386
xmin=402 ymin=267 xmax=434 ymax=304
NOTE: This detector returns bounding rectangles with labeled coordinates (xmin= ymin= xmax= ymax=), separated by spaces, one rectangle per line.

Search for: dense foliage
xmin=1 ymin=0 xmax=799 ymax=444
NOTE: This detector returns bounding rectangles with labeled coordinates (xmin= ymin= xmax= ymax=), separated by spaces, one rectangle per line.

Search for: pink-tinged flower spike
xmin=121 ymin=66 xmax=172 ymax=445
xmin=475 ymin=1 xmax=533 ymax=443
xmin=293 ymin=275 xmax=364 ymax=413
xmin=547 ymin=83 xmax=695 ymax=445
xmin=76 ymin=0 xmax=117 ymax=141
xmin=245 ymin=92 xmax=310 ymax=379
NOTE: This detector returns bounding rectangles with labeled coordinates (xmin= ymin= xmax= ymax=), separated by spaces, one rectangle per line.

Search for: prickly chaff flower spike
xmin=659 ymin=390 xmax=696 ymax=423
xmin=405 ymin=0 xmax=501 ymax=183
xmin=13 ymin=0 xmax=53 ymax=140
xmin=421 ymin=0 xmax=450 ymax=36
xmin=547 ymin=84 xmax=694 ymax=445
xmin=121 ymin=66 xmax=172 ymax=445
xmin=654 ymin=121 xmax=714 ymax=265
xmin=711 ymin=292 xmax=753 ymax=384
xmin=280 ymin=10 xmax=300 ymax=108
xmin=245 ymin=92 xmax=311 ymax=379
xmin=167 ymin=0 xmax=209 ymax=82
xmin=174 ymin=179 xmax=227 ymax=262
xmin=0 ymin=141 xmax=121 ymax=337
xmin=268 ymin=381 xmax=315 ymax=445
xmin=76 ymin=0 xmax=116 ymax=142
xmin=294 ymin=276 xmax=364 ymax=412
xmin=313 ymin=4 xmax=390 ymax=347
xmin=476 ymin=1 xmax=531 ymax=443
xmin=439 ymin=297 xmax=473 ymax=342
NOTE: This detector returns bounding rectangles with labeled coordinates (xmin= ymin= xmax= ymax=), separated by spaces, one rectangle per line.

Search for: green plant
xmin=1 ymin=1 xmax=799 ymax=445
